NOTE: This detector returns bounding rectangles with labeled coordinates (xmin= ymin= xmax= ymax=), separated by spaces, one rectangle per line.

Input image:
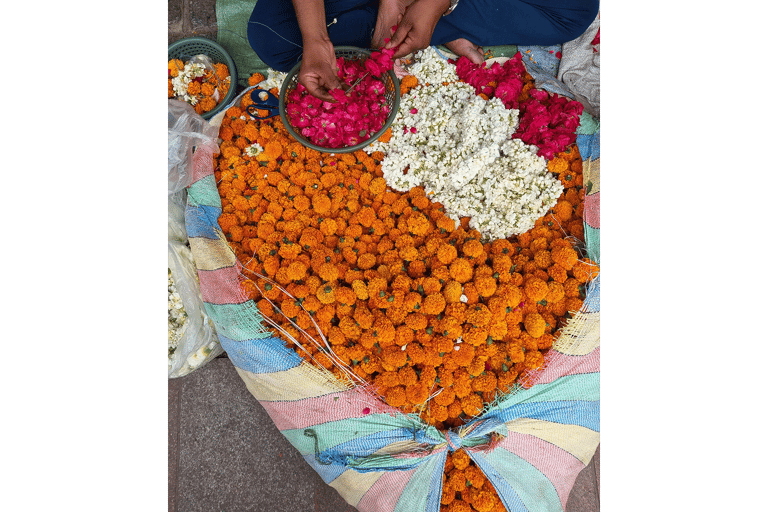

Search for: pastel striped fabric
xmin=185 ymin=94 xmax=600 ymax=511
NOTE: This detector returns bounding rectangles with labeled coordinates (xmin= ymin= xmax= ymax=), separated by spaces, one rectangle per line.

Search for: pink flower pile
xmin=285 ymin=48 xmax=397 ymax=149
xmin=454 ymin=53 xmax=584 ymax=160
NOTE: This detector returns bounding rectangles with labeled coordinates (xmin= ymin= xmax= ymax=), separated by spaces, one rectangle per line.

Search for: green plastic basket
xmin=279 ymin=46 xmax=400 ymax=154
xmin=168 ymin=37 xmax=238 ymax=120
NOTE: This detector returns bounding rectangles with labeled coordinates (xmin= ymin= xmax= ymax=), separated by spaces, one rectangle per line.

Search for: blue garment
xmin=247 ymin=0 xmax=598 ymax=71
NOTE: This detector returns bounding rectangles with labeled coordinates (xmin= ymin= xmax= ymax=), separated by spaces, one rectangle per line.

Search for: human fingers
xmin=302 ymin=73 xmax=336 ymax=102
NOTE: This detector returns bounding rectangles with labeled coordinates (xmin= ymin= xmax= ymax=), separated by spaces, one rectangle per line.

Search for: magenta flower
xmin=283 ymin=48 xmax=400 ymax=149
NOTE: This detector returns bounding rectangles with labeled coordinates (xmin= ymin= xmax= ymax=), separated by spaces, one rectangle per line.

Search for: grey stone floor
xmin=168 ymin=2 xmax=599 ymax=510
xmin=169 ymin=0 xmax=219 ymax=45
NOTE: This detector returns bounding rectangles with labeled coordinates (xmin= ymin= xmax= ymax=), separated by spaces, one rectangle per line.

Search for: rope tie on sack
xmin=445 ymin=431 xmax=463 ymax=452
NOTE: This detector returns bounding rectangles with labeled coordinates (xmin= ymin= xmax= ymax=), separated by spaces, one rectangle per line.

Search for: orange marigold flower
xmin=384 ymin=385 xmax=407 ymax=407
xmin=460 ymin=394 xmax=483 ymax=417
xmin=447 ymin=397 xmax=467 ymax=420
xmin=406 ymin=212 xmax=430 ymax=236
xmin=405 ymin=312 xmax=428 ymax=330
xmin=551 ymin=245 xmax=579 ymax=270
xmin=311 ymin=192 xmax=332 ymax=215
xmin=565 ymin=296 xmax=584 ymax=313
xmin=168 ymin=59 xmax=184 ymax=77
xmin=523 ymin=312 xmax=547 ymax=338
xmin=449 ymin=258 xmax=474 ymax=284
xmin=200 ymin=82 xmax=216 ymax=97
xmin=471 ymin=491 xmax=496 ymax=512
xmin=446 ymin=469 xmax=467 ymax=492
xmin=462 ymin=326 xmax=489 ymax=347
xmin=317 ymin=262 xmax=340 ymax=282
xmin=533 ymin=250 xmax=553 ymax=269
xmin=553 ymin=200 xmax=574 ymax=223
xmin=422 ymin=293 xmax=446 ymax=315
xmin=397 ymin=366 xmax=419 ymax=386
xmin=186 ymin=80 xmax=202 ymax=96
xmin=248 ymin=72 xmax=266 ymax=86
xmin=451 ymin=449 xmax=470 ymax=470
xmin=461 ymin=239 xmax=484 ymax=259
xmin=466 ymin=303 xmax=492 ymax=326
xmin=399 ymin=245 xmax=419 ymax=261
xmin=434 ymin=386 xmax=456 ymax=407
xmin=442 ymin=280 xmax=463 ymax=303
xmin=316 ymin=284 xmax=336 ymax=304
xmin=545 ymin=281 xmax=565 ymax=303
xmin=547 ymin=263 xmax=569 ymax=283
xmin=523 ymin=349 xmax=545 ymax=371
xmin=286 ymin=260 xmax=308 ymax=281
xmin=523 ymin=277 xmax=548 ymax=303
xmin=547 ymin=157 xmax=568 ymax=174
xmin=572 ymin=259 xmax=599 ymax=283
xmin=213 ymin=63 xmax=229 ymax=78
xmin=381 ymin=346 xmax=408 ymax=371
xmin=474 ymin=276 xmax=497 ymax=298
xmin=560 ymin=169 xmax=578 ymax=188
xmin=437 ymin=243 xmax=458 ymax=265
xmin=406 ymin=383 xmax=430 ymax=404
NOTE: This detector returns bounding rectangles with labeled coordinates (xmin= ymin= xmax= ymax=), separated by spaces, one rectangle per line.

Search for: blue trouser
xmin=248 ymin=0 xmax=599 ymax=71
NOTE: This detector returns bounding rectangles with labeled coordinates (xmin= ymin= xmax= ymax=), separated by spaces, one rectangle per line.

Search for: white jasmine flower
xmin=365 ymin=50 xmax=563 ymax=241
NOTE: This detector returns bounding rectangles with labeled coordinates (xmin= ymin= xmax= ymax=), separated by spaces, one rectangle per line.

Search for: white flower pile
xmin=366 ymin=50 xmax=563 ymax=240
xmin=168 ymin=268 xmax=188 ymax=359
xmin=407 ymin=47 xmax=459 ymax=85
xmin=171 ymin=61 xmax=208 ymax=105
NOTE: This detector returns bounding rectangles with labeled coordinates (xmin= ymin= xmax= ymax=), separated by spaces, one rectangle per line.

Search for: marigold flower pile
xmin=215 ymin=61 xmax=598 ymax=512
xmin=168 ymin=58 xmax=232 ymax=115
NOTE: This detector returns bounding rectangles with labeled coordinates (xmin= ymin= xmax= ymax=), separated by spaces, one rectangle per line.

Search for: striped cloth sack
xmin=184 ymin=90 xmax=600 ymax=512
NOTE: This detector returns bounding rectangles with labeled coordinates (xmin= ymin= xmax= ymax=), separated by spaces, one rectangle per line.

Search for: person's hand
xmin=298 ymin=38 xmax=344 ymax=102
xmin=384 ymin=0 xmax=450 ymax=59
xmin=371 ymin=0 xmax=407 ymax=49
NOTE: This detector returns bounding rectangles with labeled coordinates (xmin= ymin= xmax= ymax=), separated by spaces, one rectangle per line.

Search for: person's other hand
xmin=384 ymin=0 xmax=450 ymax=59
xmin=371 ymin=0 xmax=408 ymax=49
xmin=298 ymin=39 xmax=344 ymax=102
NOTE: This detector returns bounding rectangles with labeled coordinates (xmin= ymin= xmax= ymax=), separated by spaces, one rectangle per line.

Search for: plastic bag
xmin=168 ymin=99 xmax=223 ymax=377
